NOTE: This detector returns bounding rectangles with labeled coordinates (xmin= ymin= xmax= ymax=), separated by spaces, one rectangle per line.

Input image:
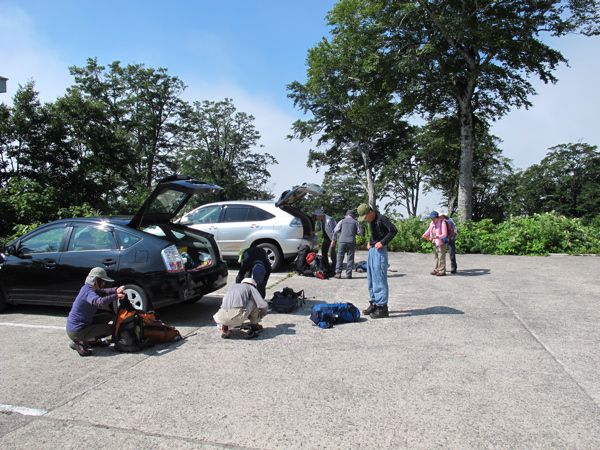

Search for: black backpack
xmin=269 ymin=287 xmax=305 ymax=313
xmin=295 ymin=245 xmax=311 ymax=274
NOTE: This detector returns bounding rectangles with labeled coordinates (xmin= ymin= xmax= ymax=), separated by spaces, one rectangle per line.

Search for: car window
xmin=148 ymin=190 xmax=188 ymax=214
xmin=68 ymin=225 xmax=116 ymax=251
xmin=19 ymin=227 xmax=66 ymax=254
xmin=222 ymin=206 xmax=251 ymax=223
xmin=115 ymin=229 xmax=142 ymax=249
xmin=248 ymin=206 xmax=275 ymax=221
xmin=186 ymin=205 xmax=221 ymax=224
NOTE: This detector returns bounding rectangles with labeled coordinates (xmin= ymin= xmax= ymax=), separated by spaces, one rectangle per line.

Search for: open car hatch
xmin=129 ymin=175 xmax=223 ymax=229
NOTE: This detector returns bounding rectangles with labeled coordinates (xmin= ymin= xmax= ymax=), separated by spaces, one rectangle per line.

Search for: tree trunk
xmin=360 ymin=145 xmax=377 ymax=208
xmin=457 ymin=100 xmax=474 ymax=222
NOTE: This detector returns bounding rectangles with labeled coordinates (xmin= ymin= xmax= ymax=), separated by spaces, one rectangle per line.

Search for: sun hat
xmin=356 ymin=203 xmax=372 ymax=222
xmin=241 ymin=277 xmax=257 ymax=287
xmin=438 ymin=208 xmax=448 ymax=217
xmin=85 ymin=267 xmax=114 ymax=285
xmin=429 ymin=210 xmax=439 ymax=219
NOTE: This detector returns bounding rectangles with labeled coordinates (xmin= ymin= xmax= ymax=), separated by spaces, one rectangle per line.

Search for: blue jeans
xmin=336 ymin=242 xmax=356 ymax=276
xmin=367 ymin=246 xmax=389 ymax=306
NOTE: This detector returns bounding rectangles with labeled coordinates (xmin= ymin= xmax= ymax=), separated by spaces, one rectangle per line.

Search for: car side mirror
xmin=5 ymin=244 xmax=17 ymax=256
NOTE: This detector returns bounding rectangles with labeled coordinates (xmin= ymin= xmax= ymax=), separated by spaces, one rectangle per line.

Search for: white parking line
xmin=0 ymin=404 xmax=48 ymax=416
xmin=0 ymin=322 xmax=64 ymax=330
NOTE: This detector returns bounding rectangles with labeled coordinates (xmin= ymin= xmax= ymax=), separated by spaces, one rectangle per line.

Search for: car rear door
xmin=217 ymin=205 xmax=256 ymax=254
xmin=56 ymin=222 xmax=122 ymax=302
xmin=2 ymin=224 xmax=69 ymax=304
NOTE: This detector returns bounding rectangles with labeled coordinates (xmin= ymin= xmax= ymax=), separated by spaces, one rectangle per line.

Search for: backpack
xmin=445 ymin=219 xmax=457 ymax=240
xmin=270 ymin=287 xmax=305 ymax=313
xmin=295 ymin=245 xmax=311 ymax=274
xmin=113 ymin=299 xmax=182 ymax=352
xmin=354 ymin=261 xmax=367 ymax=272
xmin=309 ymin=302 xmax=361 ymax=329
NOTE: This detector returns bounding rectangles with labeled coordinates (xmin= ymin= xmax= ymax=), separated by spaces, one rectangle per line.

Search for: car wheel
xmin=256 ymin=242 xmax=282 ymax=271
xmin=123 ymin=284 xmax=150 ymax=311
xmin=0 ymin=290 xmax=7 ymax=313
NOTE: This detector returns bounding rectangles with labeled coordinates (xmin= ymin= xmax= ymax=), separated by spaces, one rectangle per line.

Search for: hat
xmin=438 ymin=208 xmax=448 ymax=217
xmin=356 ymin=203 xmax=372 ymax=222
xmin=314 ymin=207 xmax=324 ymax=216
xmin=429 ymin=210 xmax=439 ymax=219
xmin=85 ymin=267 xmax=114 ymax=285
xmin=241 ymin=277 xmax=257 ymax=287
xmin=346 ymin=209 xmax=356 ymax=218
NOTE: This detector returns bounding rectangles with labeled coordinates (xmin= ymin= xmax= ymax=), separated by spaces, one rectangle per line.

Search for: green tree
xmin=287 ymin=6 xmax=408 ymax=208
xmin=177 ymin=98 xmax=276 ymax=201
xmin=309 ymin=0 xmax=599 ymax=221
xmin=512 ymin=143 xmax=600 ymax=219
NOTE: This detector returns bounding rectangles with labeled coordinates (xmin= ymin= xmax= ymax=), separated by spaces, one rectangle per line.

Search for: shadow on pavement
xmin=389 ymin=306 xmax=464 ymax=317
xmin=454 ymin=269 xmax=490 ymax=276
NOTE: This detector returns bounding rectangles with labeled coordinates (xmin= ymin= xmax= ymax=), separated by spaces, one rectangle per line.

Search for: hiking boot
xmin=346 ymin=273 xmax=353 ymax=279
xmin=430 ymin=270 xmax=439 ymax=275
xmin=362 ymin=302 xmax=377 ymax=315
xmin=250 ymin=324 xmax=263 ymax=332
xmin=220 ymin=325 xmax=230 ymax=339
xmin=436 ymin=271 xmax=446 ymax=277
xmin=90 ymin=338 xmax=111 ymax=348
xmin=450 ymin=268 xmax=457 ymax=274
xmin=370 ymin=305 xmax=389 ymax=319
xmin=70 ymin=341 xmax=92 ymax=357
xmin=333 ymin=273 xmax=341 ymax=279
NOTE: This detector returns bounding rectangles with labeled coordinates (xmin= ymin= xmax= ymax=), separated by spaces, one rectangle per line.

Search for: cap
xmin=429 ymin=210 xmax=439 ymax=219
xmin=85 ymin=267 xmax=114 ymax=285
xmin=356 ymin=203 xmax=371 ymax=222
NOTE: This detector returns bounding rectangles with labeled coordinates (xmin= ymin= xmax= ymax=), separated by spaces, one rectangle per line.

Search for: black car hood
xmin=129 ymin=175 xmax=223 ymax=229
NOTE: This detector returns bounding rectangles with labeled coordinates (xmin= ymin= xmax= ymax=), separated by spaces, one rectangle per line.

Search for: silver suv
xmin=179 ymin=184 xmax=322 ymax=270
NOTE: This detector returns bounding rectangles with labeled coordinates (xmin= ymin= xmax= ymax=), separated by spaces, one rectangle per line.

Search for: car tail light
xmin=161 ymin=245 xmax=185 ymax=273
xmin=290 ymin=217 xmax=303 ymax=227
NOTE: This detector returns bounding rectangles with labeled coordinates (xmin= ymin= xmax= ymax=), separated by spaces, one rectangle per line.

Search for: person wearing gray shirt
xmin=332 ymin=209 xmax=364 ymax=279
xmin=213 ymin=278 xmax=269 ymax=339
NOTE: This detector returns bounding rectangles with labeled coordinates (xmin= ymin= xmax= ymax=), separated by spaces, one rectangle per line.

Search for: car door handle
xmin=43 ymin=259 xmax=57 ymax=269
xmin=103 ymin=258 xmax=116 ymax=267
xmin=250 ymin=224 xmax=260 ymax=228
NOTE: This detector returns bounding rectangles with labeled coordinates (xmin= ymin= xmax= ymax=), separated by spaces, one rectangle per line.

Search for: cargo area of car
xmin=140 ymin=224 xmax=219 ymax=271
xmin=278 ymin=204 xmax=315 ymax=239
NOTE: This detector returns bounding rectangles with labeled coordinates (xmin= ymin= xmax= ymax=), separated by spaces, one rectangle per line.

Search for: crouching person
xmin=66 ymin=267 xmax=125 ymax=356
xmin=213 ymin=278 xmax=269 ymax=339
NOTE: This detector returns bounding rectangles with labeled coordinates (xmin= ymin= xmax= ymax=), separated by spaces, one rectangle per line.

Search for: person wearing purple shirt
xmin=66 ymin=267 xmax=125 ymax=356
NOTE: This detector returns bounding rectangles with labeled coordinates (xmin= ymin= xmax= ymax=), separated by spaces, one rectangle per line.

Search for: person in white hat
xmin=66 ymin=267 xmax=126 ymax=356
xmin=213 ymin=277 xmax=269 ymax=339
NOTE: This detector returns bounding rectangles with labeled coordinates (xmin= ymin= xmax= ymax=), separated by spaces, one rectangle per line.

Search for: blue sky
xmin=1 ymin=1 xmax=599 ymax=214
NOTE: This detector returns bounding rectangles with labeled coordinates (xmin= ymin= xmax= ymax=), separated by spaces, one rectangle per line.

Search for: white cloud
xmin=0 ymin=4 xmax=71 ymax=103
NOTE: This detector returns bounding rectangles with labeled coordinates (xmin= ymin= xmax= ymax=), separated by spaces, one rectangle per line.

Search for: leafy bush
xmin=355 ymin=212 xmax=600 ymax=255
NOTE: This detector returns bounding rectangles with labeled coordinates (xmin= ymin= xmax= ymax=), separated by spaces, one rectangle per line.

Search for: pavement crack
xmin=492 ymin=291 xmax=600 ymax=411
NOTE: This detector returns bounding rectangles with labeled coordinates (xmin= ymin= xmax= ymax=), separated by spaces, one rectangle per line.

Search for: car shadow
xmin=454 ymin=269 xmax=490 ymax=276
xmin=389 ymin=306 xmax=464 ymax=317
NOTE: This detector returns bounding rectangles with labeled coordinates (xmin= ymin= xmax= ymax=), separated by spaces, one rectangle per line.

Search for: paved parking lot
xmin=1 ymin=251 xmax=600 ymax=449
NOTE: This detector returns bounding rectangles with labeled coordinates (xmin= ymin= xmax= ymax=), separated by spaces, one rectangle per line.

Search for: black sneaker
xmin=362 ymin=303 xmax=377 ymax=315
xmin=370 ymin=305 xmax=389 ymax=319
xmin=70 ymin=341 xmax=92 ymax=357
xmin=91 ymin=338 xmax=111 ymax=347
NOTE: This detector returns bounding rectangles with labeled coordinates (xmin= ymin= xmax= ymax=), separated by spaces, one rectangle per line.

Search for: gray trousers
xmin=336 ymin=242 xmax=356 ymax=276
xmin=67 ymin=311 xmax=113 ymax=343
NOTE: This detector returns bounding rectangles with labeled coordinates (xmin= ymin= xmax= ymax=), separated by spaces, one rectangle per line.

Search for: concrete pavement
xmin=0 ymin=252 xmax=599 ymax=448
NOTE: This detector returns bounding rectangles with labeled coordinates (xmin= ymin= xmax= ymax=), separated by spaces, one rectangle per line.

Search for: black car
xmin=0 ymin=175 xmax=228 ymax=312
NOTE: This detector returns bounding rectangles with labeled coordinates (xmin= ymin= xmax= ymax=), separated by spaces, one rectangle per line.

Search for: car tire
xmin=123 ymin=284 xmax=150 ymax=311
xmin=0 ymin=290 xmax=7 ymax=313
xmin=256 ymin=242 xmax=282 ymax=271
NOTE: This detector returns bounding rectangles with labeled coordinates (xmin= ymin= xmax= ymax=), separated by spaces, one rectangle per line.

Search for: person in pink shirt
xmin=421 ymin=210 xmax=448 ymax=276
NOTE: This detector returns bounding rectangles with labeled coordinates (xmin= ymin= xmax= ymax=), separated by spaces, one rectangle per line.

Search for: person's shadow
xmin=389 ymin=306 xmax=464 ymax=317
xmin=454 ymin=269 xmax=490 ymax=276
xmin=223 ymin=323 xmax=297 ymax=340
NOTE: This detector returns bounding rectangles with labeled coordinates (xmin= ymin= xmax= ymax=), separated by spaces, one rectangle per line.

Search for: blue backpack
xmin=310 ymin=302 xmax=361 ymax=329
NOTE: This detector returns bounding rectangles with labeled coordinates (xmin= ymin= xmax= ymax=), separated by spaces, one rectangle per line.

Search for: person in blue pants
xmin=356 ymin=203 xmax=398 ymax=318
